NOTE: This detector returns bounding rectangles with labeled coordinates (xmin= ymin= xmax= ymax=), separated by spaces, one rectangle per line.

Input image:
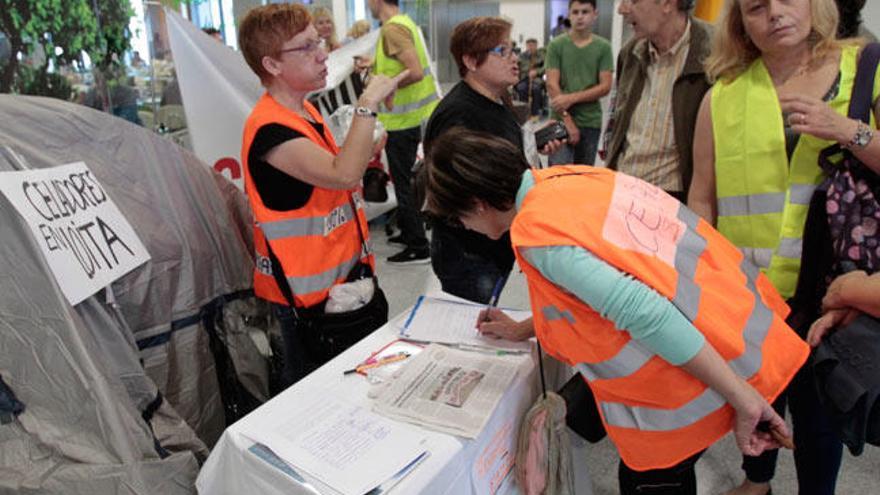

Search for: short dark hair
xmin=381 ymin=0 xmax=399 ymax=5
xmin=202 ymin=27 xmax=221 ymax=36
xmin=570 ymin=0 xmax=597 ymax=9
xmin=677 ymin=0 xmax=695 ymax=11
xmin=450 ymin=17 xmax=512 ymax=78
xmin=424 ymin=128 xmax=528 ymax=223
xmin=526 ymin=38 xmax=538 ymax=44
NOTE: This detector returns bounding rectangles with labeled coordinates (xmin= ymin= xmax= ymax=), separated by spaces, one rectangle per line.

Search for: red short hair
xmin=239 ymin=3 xmax=312 ymax=85
xmin=450 ymin=17 xmax=512 ymax=78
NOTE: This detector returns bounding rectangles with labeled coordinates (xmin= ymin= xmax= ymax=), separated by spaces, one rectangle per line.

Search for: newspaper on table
xmin=238 ymin=395 xmax=428 ymax=495
xmin=372 ymin=344 xmax=526 ymax=438
xmin=399 ymin=296 xmax=533 ymax=353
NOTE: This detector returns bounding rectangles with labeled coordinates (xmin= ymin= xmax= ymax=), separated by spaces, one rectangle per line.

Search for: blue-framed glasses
xmin=487 ymin=44 xmax=514 ymax=58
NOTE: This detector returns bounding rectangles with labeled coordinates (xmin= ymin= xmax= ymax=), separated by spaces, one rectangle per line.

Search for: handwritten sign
xmin=0 ymin=162 xmax=151 ymax=305
xmin=602 ymin=173 xmax=685 ymax=267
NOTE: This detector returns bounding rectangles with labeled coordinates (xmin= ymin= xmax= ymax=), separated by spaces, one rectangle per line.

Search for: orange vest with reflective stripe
xmin=511 ymin=166 xmax=809 ymax=471
xmin=242 ymin=93 xmax=374 ymax=308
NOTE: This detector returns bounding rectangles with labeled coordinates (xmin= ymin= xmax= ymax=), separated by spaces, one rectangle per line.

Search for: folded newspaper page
xmin=372 ymin=344 xmax=527 ymax=438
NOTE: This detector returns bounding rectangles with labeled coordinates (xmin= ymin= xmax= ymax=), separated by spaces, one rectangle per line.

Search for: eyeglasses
xmin=487 ymin=44 xmax=515 ymax=58
xmin=278 ymin=38 xmax=327 ymax=57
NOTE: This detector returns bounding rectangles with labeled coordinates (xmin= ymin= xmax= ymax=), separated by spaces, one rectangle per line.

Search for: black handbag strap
xmin=847 ymin=42 xmax=880 ymax=123
xmin=818 ymin=43 xmax=880 ymax=169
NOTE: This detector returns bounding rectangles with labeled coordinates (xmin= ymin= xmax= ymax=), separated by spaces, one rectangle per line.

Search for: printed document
xmin=372 ymin=344 xmax=527 ymax=438
xmin=400 ymin=296 xmax=533 ymax=353
xmin=239 ymin=396 xmax=427 ymax=495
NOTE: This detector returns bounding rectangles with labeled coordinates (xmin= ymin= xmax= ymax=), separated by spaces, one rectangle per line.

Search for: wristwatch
xmin=354 ymin=106 xmax=378 ymax=118
xmin=843 ymin=121 xmax=874 ymax=150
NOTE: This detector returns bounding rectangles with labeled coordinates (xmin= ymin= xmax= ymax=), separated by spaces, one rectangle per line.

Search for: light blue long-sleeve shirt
xmin=515 ymin=171 xmax=705 ymax=366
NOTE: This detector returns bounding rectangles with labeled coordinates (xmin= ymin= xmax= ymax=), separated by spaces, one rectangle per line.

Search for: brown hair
xmin=424 ymin=128 xmax=528 ymax=223
xmin=705 ymin=0 xmax=845 ymax=83
xmin=450 ymin=17 xmax=512 ymax=78
xmin=239 ymin=3 xmax=312 ymax=85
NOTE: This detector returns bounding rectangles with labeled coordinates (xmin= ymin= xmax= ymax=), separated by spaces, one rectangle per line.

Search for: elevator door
xmin=430 ymin=1 xmax=500 ymax=86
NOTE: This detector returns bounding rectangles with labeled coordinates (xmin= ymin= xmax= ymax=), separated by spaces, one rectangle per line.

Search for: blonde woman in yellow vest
xmin=238 ymin=4 xmax=406 ymax=387
xmin=423 ymin=129 xmax=808 ymax=495
xmin=690 ymin=1 xmax=880 ymax=494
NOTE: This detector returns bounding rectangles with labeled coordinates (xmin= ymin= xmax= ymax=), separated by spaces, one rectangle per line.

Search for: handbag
xmin=267 ymin=194 xmax=388 ymax=365
xmin=556 ymin=373 xmax=607 ymax=443
xmin=817 ymin=42 xmax=880 ymax=279
xmin=812 ymin=314 xmax=880 ymax=455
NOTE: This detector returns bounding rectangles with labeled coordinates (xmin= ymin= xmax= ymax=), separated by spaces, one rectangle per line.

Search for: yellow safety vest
xmin=711 ymin=45 xmax=873 ymax=298
xmin=374 ymin=14 xmax=439 ymax=131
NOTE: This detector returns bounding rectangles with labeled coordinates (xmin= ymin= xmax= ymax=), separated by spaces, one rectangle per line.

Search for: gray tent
xmin=0 ymin=95 xmax=272 ymax=493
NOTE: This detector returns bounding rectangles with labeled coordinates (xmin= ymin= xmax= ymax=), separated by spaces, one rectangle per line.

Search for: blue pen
xmin=482 ymin=274 xmax=508 ymax=324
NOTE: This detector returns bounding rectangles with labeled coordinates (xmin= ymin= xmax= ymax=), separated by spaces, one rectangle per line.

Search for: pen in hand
xmin=479 ymin=274 xmax=508 ymax=327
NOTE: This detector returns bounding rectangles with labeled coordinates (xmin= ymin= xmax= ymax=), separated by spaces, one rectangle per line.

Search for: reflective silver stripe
xmin=741 ymin=247 xmax=774 ymax=269
xmin=672 ymin=206 xmax=706 ymax=321
xmin=286 ymin=251 xmax=362 ymax=295
xmin=260 ymin=203 xmax=355 ymax=240
xmin=789 ymin=184 xmax=817 ymax=206
xmin=717 ymin=192 xmax=785 ymax=216
xmin=601 ymin=255 xmax=777 ymax=432
xmin=386 ymin=91 xmax=440 ymax=115
xmin=542 ymin=305 xmax=576 ymax=324
xmin=576 ymin=340 xmax=654 ymax=382
xmin=601 ymin=387 xmax=727 ymax=431
xmin=727 ymin=258 xmax=774 ymax=378
xmin=777 ymin=237 xmax=802 ymax=259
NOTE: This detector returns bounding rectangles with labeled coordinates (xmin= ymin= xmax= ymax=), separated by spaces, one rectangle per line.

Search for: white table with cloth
xmin=195 ymin=304 xmax=595 ymax=495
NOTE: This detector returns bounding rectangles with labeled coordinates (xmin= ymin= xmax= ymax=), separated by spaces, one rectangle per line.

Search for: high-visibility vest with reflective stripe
xmin=511 ymin=166 xmax=809 ymax=471
xmin=242 ymin=93 xmax=374 ymax=307
xmin=711 ymin=46 xmax=862 ymax=298
xmin=374 ymin=14 xmax=439 ymax=131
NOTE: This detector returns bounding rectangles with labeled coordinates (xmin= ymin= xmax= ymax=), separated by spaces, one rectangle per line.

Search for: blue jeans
xmin=273 ymin=303 xmax=313 ymax=388
xmin=430 ymin=226 xmax=508 ymax=304
xmin=549 ymin=126 xmax=600 ymax=166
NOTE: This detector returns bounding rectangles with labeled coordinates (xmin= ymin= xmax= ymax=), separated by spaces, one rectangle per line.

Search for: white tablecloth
xmin=196 ymin=309 xmax=593 ymax=495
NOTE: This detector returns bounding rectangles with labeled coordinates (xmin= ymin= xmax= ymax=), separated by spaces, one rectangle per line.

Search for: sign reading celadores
xmin=0 ymin=162 xmax=150 ymax=305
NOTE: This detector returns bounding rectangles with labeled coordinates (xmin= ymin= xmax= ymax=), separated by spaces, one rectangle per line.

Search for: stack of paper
xmin=372 ymin=344 xmax=526 ymax=438
xmin=399 ymin=296 xmax=533 ymax=353
xmin=239 ymin=396 xmax=428 ymax=495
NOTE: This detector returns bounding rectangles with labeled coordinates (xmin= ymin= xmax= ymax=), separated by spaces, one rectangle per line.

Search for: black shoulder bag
xmin=266 ymin=194 xmax=388 ymax=366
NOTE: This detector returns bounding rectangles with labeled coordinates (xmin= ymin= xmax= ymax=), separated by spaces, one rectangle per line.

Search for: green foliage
xmin=16 ymin=64 xmax=74 ymax=100
xmin=0 ymin=0 xmax=133 ymax=94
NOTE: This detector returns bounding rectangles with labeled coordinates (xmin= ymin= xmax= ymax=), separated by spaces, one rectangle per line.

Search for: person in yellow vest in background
xmin=689 ymin=1 xmax=880 ymax=494
xmin=238 ymin=3 xmax=405 ymax=388
xmin=423 ymin=128 xmax=809 ymax=495
xmin=368 ymin=0 xmax=440 ymax=264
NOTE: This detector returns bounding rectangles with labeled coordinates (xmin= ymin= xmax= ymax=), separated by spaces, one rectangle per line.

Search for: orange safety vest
xmin=511 ymin=166 xmax=809 ymax=471
xmin=242 ymin=93 xmax=374 ymax=308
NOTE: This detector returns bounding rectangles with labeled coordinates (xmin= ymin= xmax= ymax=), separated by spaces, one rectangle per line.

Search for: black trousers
xmin=618 ymin=450 xmax=705 ymax=495
xmin=385 ymin=126 xmax=428 ymax=249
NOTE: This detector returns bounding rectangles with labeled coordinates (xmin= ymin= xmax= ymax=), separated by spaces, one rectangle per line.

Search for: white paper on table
xmin=239 ymin=396 xmax=427 ymax=495
xmin=399 ymin=296 xmax=533 ymax=353
xmin=372 ymin=344 xmax=526 ymax=438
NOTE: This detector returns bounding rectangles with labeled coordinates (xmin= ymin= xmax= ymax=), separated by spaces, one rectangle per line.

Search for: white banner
xmin=165 ymin=7 xmax=379 ymax=190
xmin=0 ymin=162 xmax=151 ymax=305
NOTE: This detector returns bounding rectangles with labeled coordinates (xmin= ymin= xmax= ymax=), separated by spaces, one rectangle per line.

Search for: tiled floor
xmin=370 ymin=222 xmax=880 ymax=494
